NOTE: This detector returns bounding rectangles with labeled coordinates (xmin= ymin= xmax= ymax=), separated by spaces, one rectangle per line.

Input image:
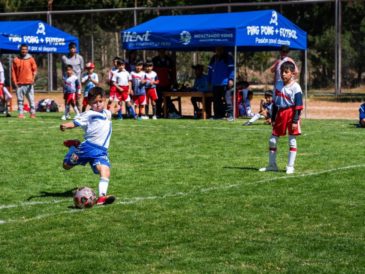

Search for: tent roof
xmin=122 ymin=10 xmax=307 ymax=51
xmin=0 ymin=20 xmax=79 ymax=53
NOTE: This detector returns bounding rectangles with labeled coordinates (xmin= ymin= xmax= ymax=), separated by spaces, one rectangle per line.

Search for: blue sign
xmin=0 ymin=20 xmax=79 ymax=53
xmin=122 ymin=10 xmax=307 ymax=51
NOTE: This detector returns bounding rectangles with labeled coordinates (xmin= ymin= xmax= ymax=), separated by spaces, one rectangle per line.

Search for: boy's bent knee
xmin=63 ymin=162 xmax=73 ymax=170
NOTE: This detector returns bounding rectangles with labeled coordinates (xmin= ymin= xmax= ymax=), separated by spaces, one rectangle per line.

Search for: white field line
xmin=1 ymin=164 xmax=364 ymax=225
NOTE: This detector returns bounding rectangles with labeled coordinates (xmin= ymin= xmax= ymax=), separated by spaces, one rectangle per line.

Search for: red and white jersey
xmin=112 ymin=69 xmax=131 ymax=86
xmin=274 ymin=81 xmax=303 ymax=110
xmin=131 ymin=71 xmax=146 ymax=96
xmin=145 ymin=71 xmax=159 ymax=88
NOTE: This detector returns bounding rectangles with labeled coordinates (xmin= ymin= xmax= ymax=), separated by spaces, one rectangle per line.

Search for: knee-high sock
xmin=98 ymin=177 xmax=109 ymax=197
xmin=64 ymin=105 xmax=70 ymax=116
xmin=269 ymin=135 xmax=278 ymax=166
xmin=249 ymin=113 xmax=261 ymax=123
xmin=288 ymin=135 xmax=297 ymax=167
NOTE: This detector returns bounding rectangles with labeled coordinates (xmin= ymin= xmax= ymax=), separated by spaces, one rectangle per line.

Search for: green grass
xmin=0 ymin=113 xmax=364 ymax=273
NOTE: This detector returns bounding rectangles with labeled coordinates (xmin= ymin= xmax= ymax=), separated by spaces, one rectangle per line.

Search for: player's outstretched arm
xmin=60 ymin=122 xmax=76 ymax=131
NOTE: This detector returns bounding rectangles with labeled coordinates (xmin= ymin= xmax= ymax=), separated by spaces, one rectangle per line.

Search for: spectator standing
xmin=61 ymin=42 xmax=84 ymax=110
xmin=111 ymin=59 xmax=136 ymax=119
xmin=131 ymin=60 xmax=148 ymax=119
xmin=11 ymin=44 xmax=37 ymax=119
xmin=152 ymin=49 xmax=180 ymax=118
xmin=144 ymin=59 xmax=160 ymax=119
xmin=81 ymin=62 xmax=99 ymax=112
xmin=107 ymin=56 xmax=120 ymax=115
xmin=208 ymin=47 xmax=235 ymax=119
xmin=270 ymin=45 xmax=298 ymax=92
xmin=62 ymin=65 xmax=80 ymax=120
xmin=0 ymin=59 xmax=11 ymax=117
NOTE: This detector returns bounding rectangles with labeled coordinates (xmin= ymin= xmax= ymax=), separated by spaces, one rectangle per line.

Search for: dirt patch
xmin=8 ymin=92 xmax=360 ymax=121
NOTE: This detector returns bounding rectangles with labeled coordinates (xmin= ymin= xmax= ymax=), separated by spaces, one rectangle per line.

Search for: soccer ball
xmin=73 ymin=187 xmax=97 ymax=209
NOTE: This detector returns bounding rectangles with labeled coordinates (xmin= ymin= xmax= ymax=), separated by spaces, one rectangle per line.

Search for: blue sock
xmin=128 ymin=106 xmax=136 ymax=117
xmin=117 ymin=109 xmax=122 ymax=116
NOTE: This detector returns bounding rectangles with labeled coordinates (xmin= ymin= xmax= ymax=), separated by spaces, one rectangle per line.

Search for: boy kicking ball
xmin=259 ymin=61 xmax=303 ymax=174
xmin=61 ymin=87 xmax=115 ymax=205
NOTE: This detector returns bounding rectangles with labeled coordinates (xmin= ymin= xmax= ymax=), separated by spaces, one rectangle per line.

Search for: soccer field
xmin=0 ymin=114 xmax=364 ymax=273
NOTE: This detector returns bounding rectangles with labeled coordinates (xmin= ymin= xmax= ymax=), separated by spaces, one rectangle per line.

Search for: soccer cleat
xmin=227 ymin=116 xmax=234 ymax=122
xmin=259 ymin=164 xmax=279 ymax=172
xmin=18 ymin=113 xmax=25 ymax=119
xmin=66 ymin=114 xmax=71 ymax=120
xmin=286 ymin=166 xmax=295 ymax=174
xmin=63 ymin=139 xmax=81 ymax=148
xmin=152 ymin=115 xmax=157 ymax=120
xmin=30 ymin=113 xmax=36 ymax=119
xmin=242 ymin=121 xmax=252 ymax=126
xmin=5 ymin=113 xmax=11 ymax=117
xmin=141 ymin=115 xmax=149 ymax=120
xmin=96 ymin=195 xmax=116 ymax=205
xmin=61 ymin=115 xmax=67 ymax=121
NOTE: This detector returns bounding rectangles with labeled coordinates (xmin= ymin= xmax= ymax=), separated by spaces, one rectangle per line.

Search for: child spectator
xmin=111 ymin=59 xmax=136 ymax=119
xmin=107 ymin=56 xmax=120 ymax=116
xmin=259 ymin=61 xmax=303 ymax=174
xmin=0 ymin=60 xmax=11 ymax=117
xmin=238 ymin=81 xmax=253 ymax=117
xmin=81 ymin=62 xmax=99 ymax=112
xmin=60 ymin=87 xmax=115 ymax=205
xmin=144 ymin=60 xmax=160 ymax=119
xmin=359 ymin=103 xmax=365 ymax=127
xmin=62 ymin=65 xmax=80 ymax=120
xmin=243 ymin=90 xmax=273 ymax=126
xmin=131 ymin=60 xmax=148 ymax=120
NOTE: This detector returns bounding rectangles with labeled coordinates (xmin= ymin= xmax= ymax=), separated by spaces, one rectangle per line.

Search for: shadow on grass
xmin=26 ymin=188 xmax=77 ymax=201
xmin=223 ymin=166 xmax=286 ymax=173
xmin=223 ymin=166 xmax=259 ymax=171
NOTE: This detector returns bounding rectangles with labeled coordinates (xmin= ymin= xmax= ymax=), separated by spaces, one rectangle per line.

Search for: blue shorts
xmin=64 ymin=141 xmax=110 ymax=174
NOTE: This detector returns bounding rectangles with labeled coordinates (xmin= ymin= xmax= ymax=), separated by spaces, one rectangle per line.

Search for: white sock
xmin=269 ymin=135 xmax=278 ymax=166
xmin=249 ymin=113 xmax=261 ymax=123
xmin=98 ymin=177 xmax=109 ymax=197
xmin=74 ymin=106 xmax=80 ymax=115
xmin=288 ymin=135 xmax=297 ymax=167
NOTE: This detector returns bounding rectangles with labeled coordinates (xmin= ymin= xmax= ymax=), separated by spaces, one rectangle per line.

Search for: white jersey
xmin=112 ymin=69 xmax=131 ymax=86
xmin=81 ymin=72 xmax=99 ymax=96
xmin=274 ymin=81 xmax=303 ymax=109
xmin=73 ymin=109 xmax=112 ymax=149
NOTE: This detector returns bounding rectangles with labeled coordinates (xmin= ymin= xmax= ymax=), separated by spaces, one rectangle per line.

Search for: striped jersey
xmin=145 ymin=71 xmax=159 ymax=89
xmin=274 ymin=81 xmax=303 ymax=110
xmin=73 ymin=109 xmax=112 ymax=149
xmin=130 ymin=71 xmax=146 ymax=96
xmin=81 ymin=72 xmax=99 ymax=97
xmin=63 ymin=74 xmax=80 ymax=94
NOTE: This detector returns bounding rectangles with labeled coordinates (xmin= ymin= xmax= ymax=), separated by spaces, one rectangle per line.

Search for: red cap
xmin=85 ymin=62 xmax=95 ymax=69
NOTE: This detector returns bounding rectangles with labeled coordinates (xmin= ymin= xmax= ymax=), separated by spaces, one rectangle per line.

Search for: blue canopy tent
xmin=121 ymin=10 xmax=308 ymax=117
xmin=0 ymin=20 xmax=78 ymax=53
xmin=0 ymin=20 xmax=79 ymax=91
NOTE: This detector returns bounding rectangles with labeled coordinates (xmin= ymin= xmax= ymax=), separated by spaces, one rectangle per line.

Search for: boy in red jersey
xmin=259 ymin=61 xmax=303 ymax=174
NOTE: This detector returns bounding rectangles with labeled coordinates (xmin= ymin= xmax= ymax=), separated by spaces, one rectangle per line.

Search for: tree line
xmin=0 ymin=0 xmax=364 ymax=91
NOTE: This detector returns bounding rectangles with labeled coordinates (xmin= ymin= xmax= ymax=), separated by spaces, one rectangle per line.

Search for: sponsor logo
xmin=123 ymin=31 xmax=151 ymax=42
xmin=180 ymin=30 xmax=191 ymax=45
xmin=269 ymin=11 xmax=278 ymax=26
xmin=36 ymin=22 xmax=46 ymax=35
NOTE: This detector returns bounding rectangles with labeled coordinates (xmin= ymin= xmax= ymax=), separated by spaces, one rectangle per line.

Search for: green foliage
xmin=0 ymin=114 xmax=365 ymax=273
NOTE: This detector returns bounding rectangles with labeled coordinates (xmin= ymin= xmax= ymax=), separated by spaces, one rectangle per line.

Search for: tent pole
xmin=233 ymin=46 xmax=237 ymax=120
xmin=304 ymin=49 xmax=308 ymax=119
xmin=47 ymin=8 xmax=53 ymax=91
